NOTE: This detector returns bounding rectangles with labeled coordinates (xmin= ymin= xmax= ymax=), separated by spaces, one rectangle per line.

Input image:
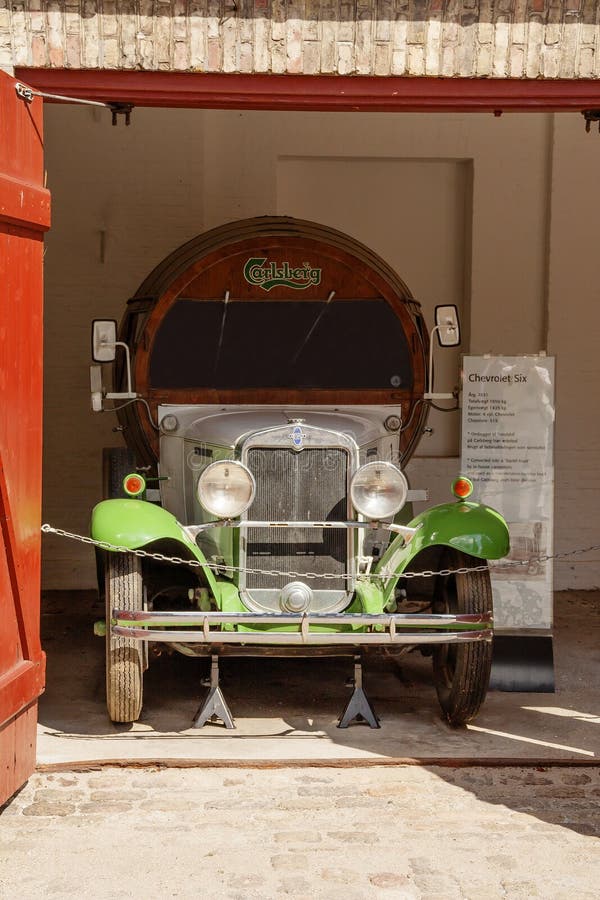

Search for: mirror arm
xmin=105 ymin=341 xmax=137 ymax=400
xmin=423 ymin=324 xmax=456 ymax=401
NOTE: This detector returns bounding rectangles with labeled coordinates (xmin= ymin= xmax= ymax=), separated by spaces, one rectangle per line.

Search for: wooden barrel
xmin=116 ymin=216 xmax=429 ymax=465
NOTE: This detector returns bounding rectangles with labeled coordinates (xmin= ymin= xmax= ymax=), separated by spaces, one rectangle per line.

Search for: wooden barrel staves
xmin=115 ymin=216 xmax=429 ymax=466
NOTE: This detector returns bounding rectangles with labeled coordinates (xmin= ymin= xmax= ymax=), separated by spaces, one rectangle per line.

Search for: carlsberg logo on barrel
xmin=243 ymin=258 xmax=322 ymax=292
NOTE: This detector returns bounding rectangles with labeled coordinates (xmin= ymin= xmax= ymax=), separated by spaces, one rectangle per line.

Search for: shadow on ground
xmin=39 ymin=590 xmax=600 ymax=755
xmin=36 ymin=589 xmax=600 ymax=837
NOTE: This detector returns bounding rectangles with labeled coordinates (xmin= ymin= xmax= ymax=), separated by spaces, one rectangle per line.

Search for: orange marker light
xmin=123 ymin=473 xmax=146 ymax=497
xmin=451 ymin=476 xmax=473 ymax=500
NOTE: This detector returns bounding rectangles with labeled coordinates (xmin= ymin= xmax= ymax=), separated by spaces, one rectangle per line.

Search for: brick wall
xmin=1 ymin=1 xmax=599 ymax=78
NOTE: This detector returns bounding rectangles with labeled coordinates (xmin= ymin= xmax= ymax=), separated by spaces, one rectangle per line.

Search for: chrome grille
xmin=245 ymin=447 xmax=348 ymax=591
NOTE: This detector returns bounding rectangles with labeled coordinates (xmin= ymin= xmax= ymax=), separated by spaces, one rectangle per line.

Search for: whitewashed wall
xmin=41 ymin=105 xmax=599 ymax=589
xmin=547 ymin=116 xmax=600 ymax=590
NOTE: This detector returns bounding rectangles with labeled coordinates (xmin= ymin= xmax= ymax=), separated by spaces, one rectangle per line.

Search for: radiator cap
xmin=280 ymin=581 xmax=312 ymax=612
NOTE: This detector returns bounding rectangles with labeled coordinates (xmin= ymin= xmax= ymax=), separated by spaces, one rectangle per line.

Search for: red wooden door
xmin=0 ymin=71 xmax=49 ymax=805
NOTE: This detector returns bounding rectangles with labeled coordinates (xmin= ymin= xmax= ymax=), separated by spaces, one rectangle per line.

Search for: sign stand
xmin=461 ymin=355 xmax=556 ymax=692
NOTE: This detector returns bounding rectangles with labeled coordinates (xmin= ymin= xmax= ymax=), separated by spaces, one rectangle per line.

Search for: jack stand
xmin=337 ymin=654 xmax=380 ymax=729
xmin=192 ymin=655 xmax=235 ymax=729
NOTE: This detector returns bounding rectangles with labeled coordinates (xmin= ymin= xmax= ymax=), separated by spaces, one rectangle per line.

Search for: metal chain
xmin=41 ymin=524 xmax=487 ymax=581
xmin=42 ymin=523 xmax=600 ymax=582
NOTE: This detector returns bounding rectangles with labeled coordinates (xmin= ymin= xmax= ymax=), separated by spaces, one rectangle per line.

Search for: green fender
xmin=90 ymin=499 xmax=220 ymax=599
xmin=354 ymin=580 xmax=387 ymax=616
xmin=375 ymin=500 xmax=510 ymax=605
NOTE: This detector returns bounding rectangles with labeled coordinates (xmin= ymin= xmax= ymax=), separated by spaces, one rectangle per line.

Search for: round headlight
xmin=197 ymin=460 xmax=256 ymax=519
xmin=351 ymin=461 xmax=408 ymax=520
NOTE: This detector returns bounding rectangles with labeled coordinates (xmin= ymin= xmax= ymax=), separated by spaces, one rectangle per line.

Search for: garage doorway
xmin=3 ymin=69 xmax=600 ymax=791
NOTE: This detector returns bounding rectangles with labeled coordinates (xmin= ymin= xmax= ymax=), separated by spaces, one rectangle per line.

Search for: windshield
xmin=149 ymin=297 xmax=414 ymax=391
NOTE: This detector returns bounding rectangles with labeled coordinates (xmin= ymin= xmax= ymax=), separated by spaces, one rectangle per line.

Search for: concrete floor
xmin=37 ymin=591 xmax=600 ymax=766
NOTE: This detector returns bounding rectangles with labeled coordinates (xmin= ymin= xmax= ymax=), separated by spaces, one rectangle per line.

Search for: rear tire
xmin=96 ymin=448 xmax=137 ymax=603
xmin=105 ymin=551 xmax=144 ymax=723
xmin=103 ymin=446 xmax=137 ymax=499
xmin=432 ymin=549 xmax=493 ymax=726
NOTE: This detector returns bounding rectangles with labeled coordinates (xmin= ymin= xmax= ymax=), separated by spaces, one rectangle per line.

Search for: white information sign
xmin=461 ymin=356 xmax=555 ymax=631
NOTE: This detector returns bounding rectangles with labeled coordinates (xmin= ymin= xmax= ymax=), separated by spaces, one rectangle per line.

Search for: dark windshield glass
xmin=149 ymin=298 xmax=414 ymax=390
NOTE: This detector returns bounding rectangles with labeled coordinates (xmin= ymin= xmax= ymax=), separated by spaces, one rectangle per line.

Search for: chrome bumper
xmin=111 ymin=610 xmax=493 ymax=646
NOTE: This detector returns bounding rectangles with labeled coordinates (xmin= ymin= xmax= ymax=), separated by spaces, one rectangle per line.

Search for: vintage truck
xmin=89 ymin=217 xmax=509 ymax=728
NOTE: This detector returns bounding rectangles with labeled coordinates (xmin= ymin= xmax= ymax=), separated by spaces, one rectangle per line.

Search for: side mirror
xmin=434 ymin=305 xmax=461 ymax=347
xmin=89 ymin=319 xmax=137 ymax=404
xmin=424 ymin=305 xmax=461 ymax=400
xmin=92 ymin=319 xmax=117 ymax=363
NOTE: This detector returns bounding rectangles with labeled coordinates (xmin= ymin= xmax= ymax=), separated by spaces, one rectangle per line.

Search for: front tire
xmin=105 ymin=551 xmax=144 ymax=723
xmin=432 ymin=549 xmax=493 ymax=726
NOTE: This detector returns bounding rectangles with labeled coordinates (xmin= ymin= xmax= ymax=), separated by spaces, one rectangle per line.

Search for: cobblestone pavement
xmin=1 ymin=765 xmax=599 ymax=899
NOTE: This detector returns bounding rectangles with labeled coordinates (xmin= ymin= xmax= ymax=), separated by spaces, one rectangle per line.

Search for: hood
xmin=158 ymin=404 xmax=404 ymax=450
